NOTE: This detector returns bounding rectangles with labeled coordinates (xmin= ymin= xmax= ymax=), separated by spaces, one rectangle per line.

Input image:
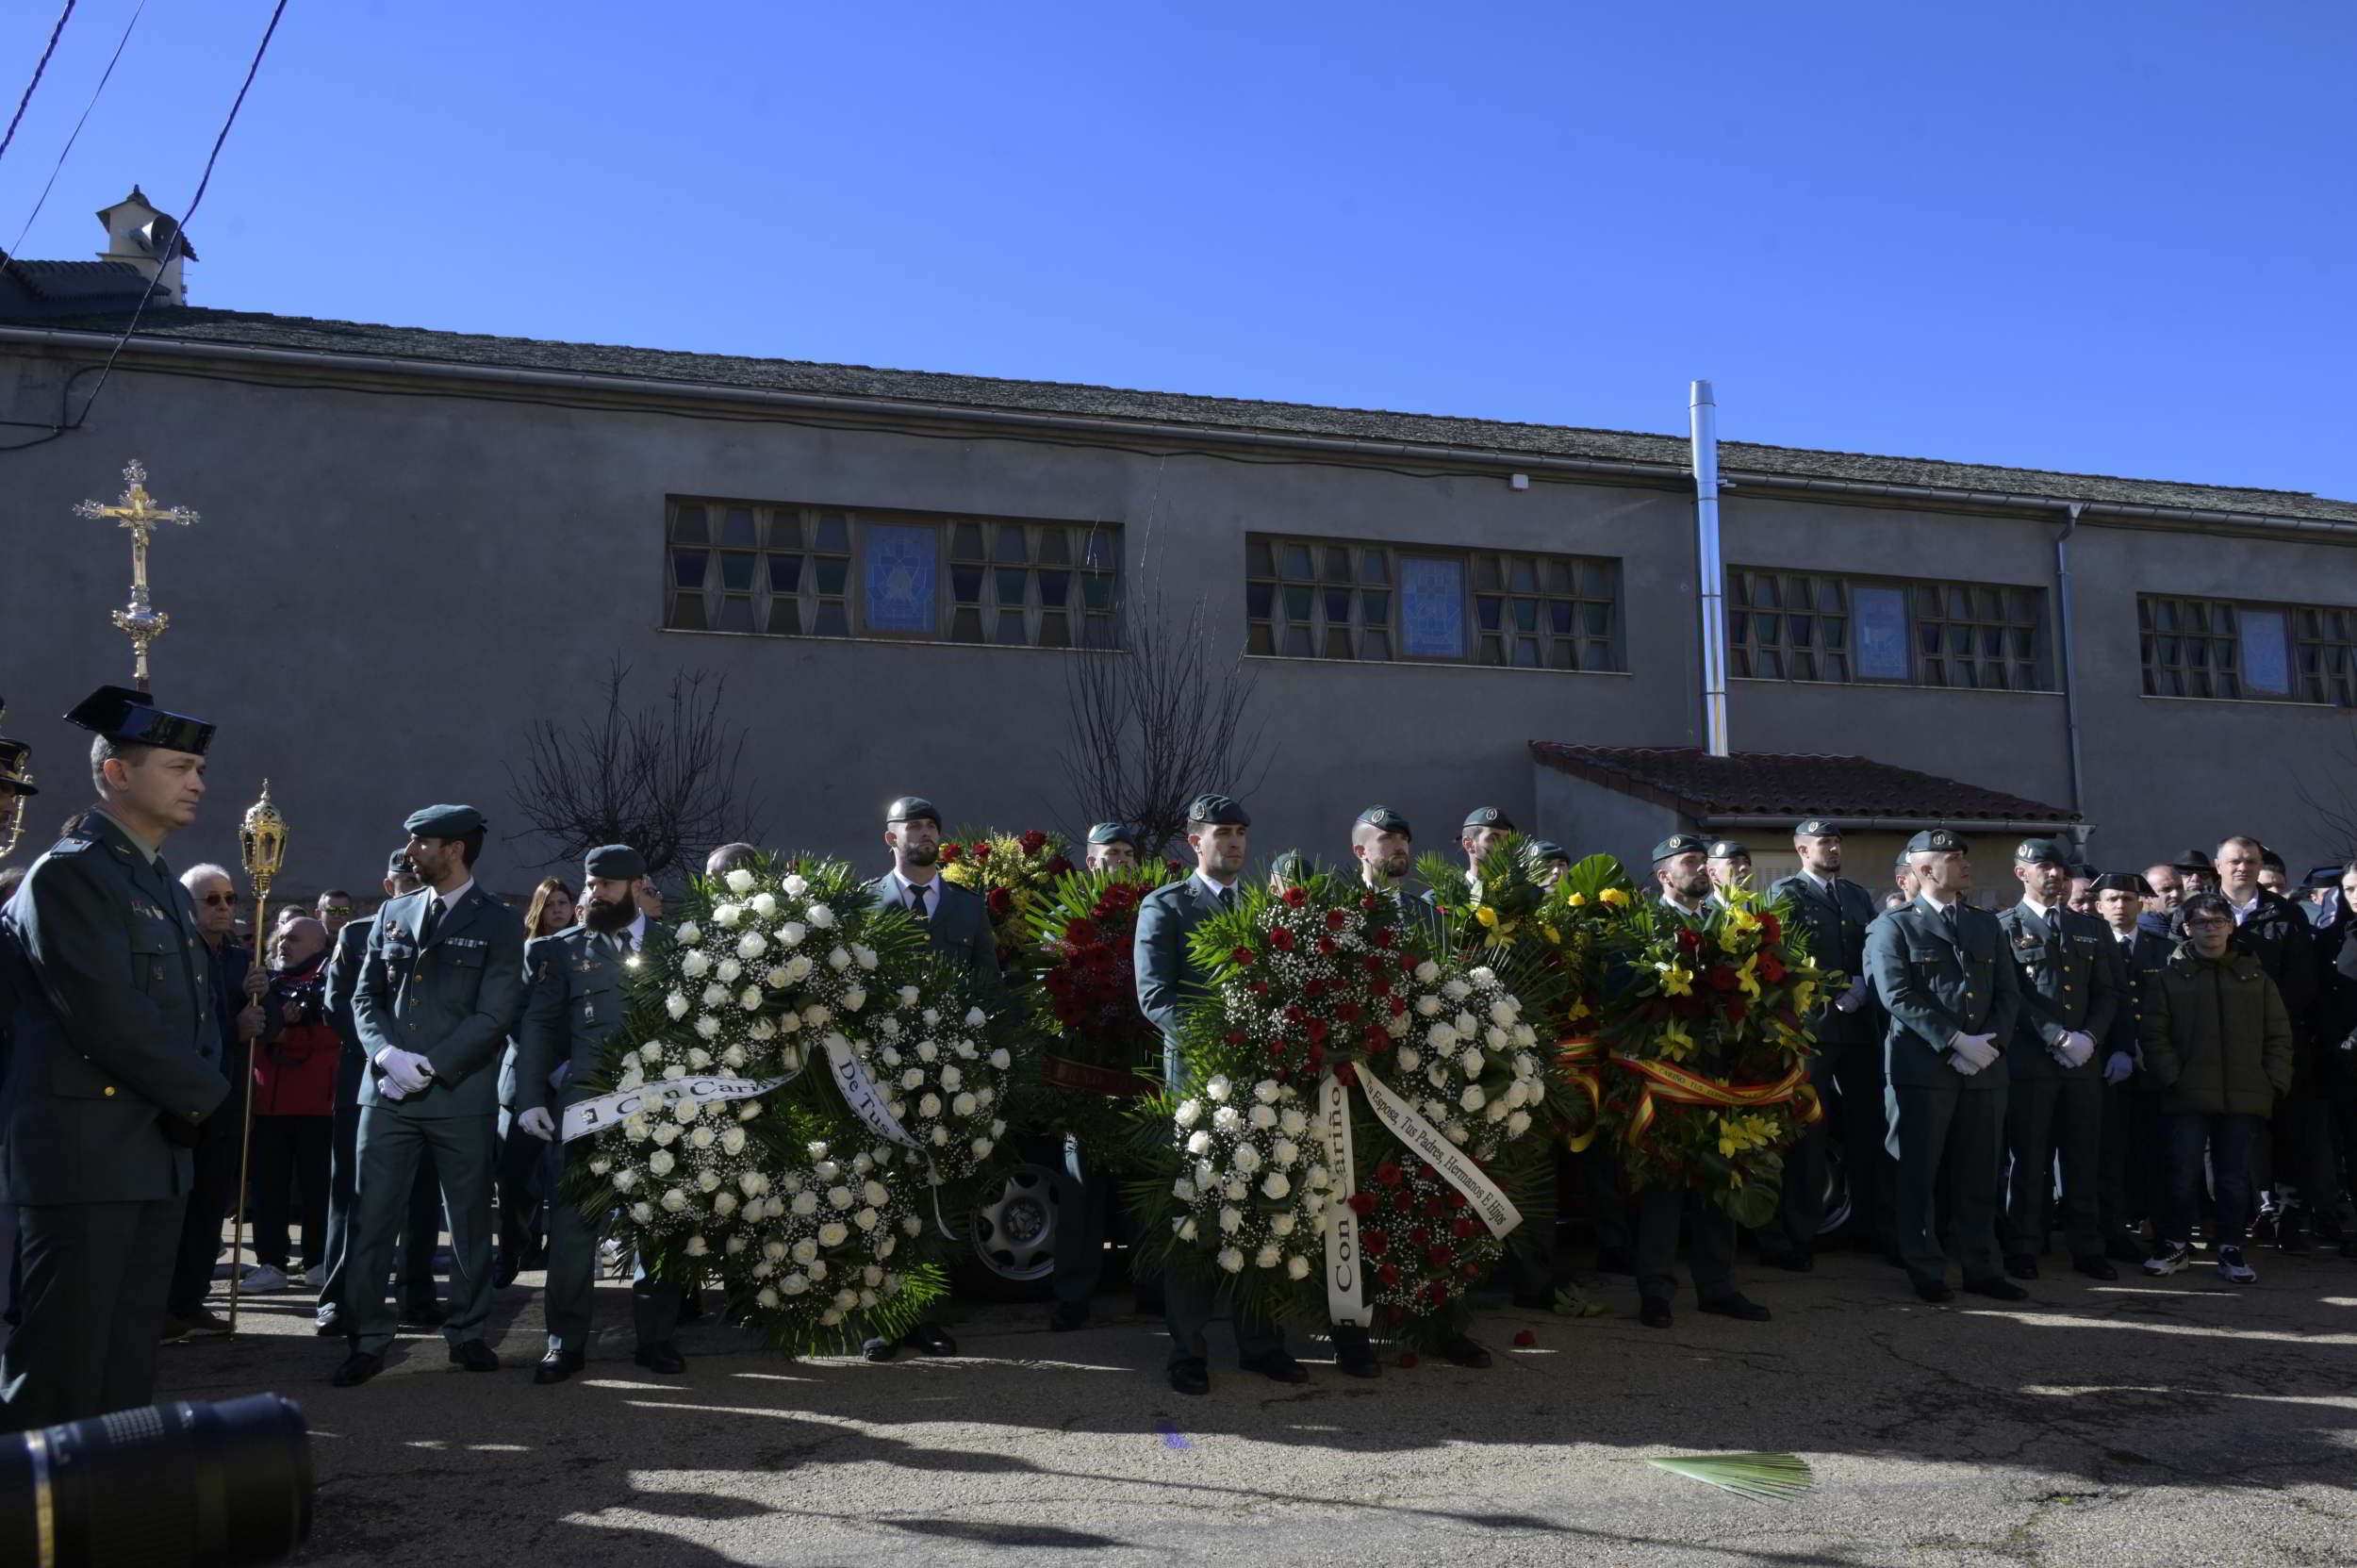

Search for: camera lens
xmin=0 ymin=1393 xmax=312 ymax=1568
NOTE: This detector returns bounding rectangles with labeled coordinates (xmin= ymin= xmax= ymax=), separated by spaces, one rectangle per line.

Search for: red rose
xmin=1332 ymin=1062 xmax=1359 ymax=1086
xmin=1459 ymin=1262 xmax=1484 ymax=1279
xmin=1446 ymin=1190 xmax=1468 ymax=1211
xmin=1316 ymin=936 xmax=1337 ymax=957
xmin=1360 ymin=895 xmax=1379 ymax=912
xmin=1377 ymin=1266 xmax=1403 ymax=1290
xmin=1306 ymin=1019 xmax=1329 ymax=1043
xmin=1364 ymin=1230 xmax=1390 ymax=1256
xmin=1392 ymin=1187 xmax=1417 ymax=1213
xmin=1348 ymin=1192 xmax=1378 ymax=1215
xmin=1512 ymin=1329 xmax=1537 ymax=1348
xmin=1375 ymin=1161 xmax=1403 ymax=1187
xmin=1232 ymin=947 xmax=1257 ymax=966
xmin=1759 ymin=952 xmax=1787 ymax=983
xmin=971 ymin=842 xmax=993 ymax=861
xmin=1407 ymin=1224 xmax=1429 ymax=1246
xmin=1424 ymin=1197 xmax=1448 ymax=1218
xmin=1721 ymin=997 xmax=1748 ymax=1024
xmin=1677 ymin=928 xmax=1702 ymax=953
xmin=1395 ymin=1351 xmax=1420 ymax=1368
xmin=1046 ymin=856 xmax=1074 ymax=878
xmin=1282 ymin=886 xmax=1309 ymax=908
xmin=1372 ymin=929 xmax=1395 ymax=949
xmin=1388 ymin=996 xmax=1408 ymax=1016
xmin=1249 ymin=980 xmax=1268 ymax=996
xmin=1706 ymin=966 xmax=1738 ymax=992
xmin=1224 ymin=1029 xmax=1246 ymax=1047
xmin=1362 ymin=1025 xmax=1390 ymax=1052
xmin=1397 ymin=954 xmax=1415 ymax=974
xmin=1451 ymin=1217 xmax=1477 ymax=1239
xmin=1271 ymin=928 xmax=1296 ymax=952
xmin=1303 ymin=979 xmax=1327 ymax=999
xmin=1018 ymin=829 xmax=1047 ymax=854
xmin=985 ymin=887 xmax=1014 ymax=917
xmin=1761 ymin=913 xmax=1782 ymax=944
xmin=1334 ymin=1001 xmax=1360 ymax=1024
xmin=938 ymin=843 xmax=964 ymax=864
xmin=1284 ymin=1005 xmax=1308 ymax=1024
xmin=1325 ymin=908 xmax=1347 ymax=932
xmin=1426 ymin=1246 xmax=1453 ymax=1268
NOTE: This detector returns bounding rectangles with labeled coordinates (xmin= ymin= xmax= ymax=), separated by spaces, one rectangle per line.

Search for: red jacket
xmin=252 ymin=954 xmax=339 ymax=1117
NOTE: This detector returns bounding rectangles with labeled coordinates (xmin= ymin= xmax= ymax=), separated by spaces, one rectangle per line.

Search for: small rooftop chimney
xmin=94 ymin=186 xmax=196 ymax=304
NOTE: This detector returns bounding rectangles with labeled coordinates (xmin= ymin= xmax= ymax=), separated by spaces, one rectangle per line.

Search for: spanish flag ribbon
xmin=1557 ymin=1034 xmax=1606 ymax=1152
xmin=1613 ymin=1053 xmax=1822 ymax=1151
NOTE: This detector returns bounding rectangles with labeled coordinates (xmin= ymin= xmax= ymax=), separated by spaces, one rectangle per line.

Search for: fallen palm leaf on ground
xmin=1632 ymin=1451 xmax=1814 ymax=1502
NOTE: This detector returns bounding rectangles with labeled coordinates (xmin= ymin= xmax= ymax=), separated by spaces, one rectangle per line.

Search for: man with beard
xmin=1628 ymin=835 xmax=1772 ymax=1329
xmin=859 ymin=796 xmax=987 ymax=1362
xmin=1865 ymin=829 xmax=2023 ymax=1304
xmin=515 ymin=845 xmax=684 ymax=1381
xmin=1997 ymin=839 xmax=2119 ymax=1281
xmin=1137 ymin=794 xmax=1321 ymax=1392
xmin=1759 ymin=820 xmax=1887 ymax=1269
xmin=332 ymin=805 xmax=524 ymax=1388
xmin=0 ymin=687 xmax=227 ymax=1431
xmin=1459 ymin=807 xmax=1514 ymax=874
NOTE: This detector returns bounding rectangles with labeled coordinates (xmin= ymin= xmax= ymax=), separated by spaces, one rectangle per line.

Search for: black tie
xmin=1942 ymin=902 xmax=1960 ymax=938
xmin=614 ymin=930 xmax=634 ymax=959
xmin=419 ymin=896 xmax=443 ymax=947
xmin=910 ymin=883 xmax=931 ymax=920
xmin=1218 ymin=886 xmax=1236 ymax=913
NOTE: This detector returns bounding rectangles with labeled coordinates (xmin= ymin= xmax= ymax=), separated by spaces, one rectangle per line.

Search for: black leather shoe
xmin=400 ymin=1303 xmax=449 ymax=1329
xmin=449 ymin=1340 xmax=500 ymax=1372
xmin=2278 ymin=1228 xmax=2312 ymax=1256
xmin=1910 ymin=1276 xmax=1954 ymax=1303
xmin=902 ymin=1322 xmax=958 ymax=1356
xmin=534 ymin=1348 xmax=585 ymax=1385
xmin=1438 ymin=1333 xmax=1492 ymax=1368
xmin=1963 ymin=1277 xmax=2029 ymax=1301
xmin=331 ymin=1351 xmax=386 ymax=1388
xmin=2073 ymin=1256 xmax=2118 ymax=1281
xmin=493 ymin=1254 xmax=520 ymax=1290
xmin=1759 ymin=1251 xmax=1814 ymax=1273
xmin=1239 ymin=1351 xmax=1310 ymax=1384
xmin=1048 ymin=1301 xmax=1090 ymax=1331
xmin=1698 ymin=1292 xmax=1772 ymax=1322
xmin=2105 ymin=1234 xmax=2148 ymax=1264
xmin=634 ymin=1343 xmax=686 ymax=1375
xmin=2004 ymin=1254 xmax=2040 ymax=1280
xmin=1639 ymin=1296 xmax=1673 ymax=1329
xmin=1329 ymin=1324 xmax=1381 ymax=1378
xmin=861 ymin=1336 xmax=898 ymax=1362
xmin=1168 ymin=1358 xmax=1210 ymax=1395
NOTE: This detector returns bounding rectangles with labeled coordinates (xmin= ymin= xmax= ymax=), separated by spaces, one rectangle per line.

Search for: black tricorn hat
xmin=63 ymin=684 xmax=213 ymax=755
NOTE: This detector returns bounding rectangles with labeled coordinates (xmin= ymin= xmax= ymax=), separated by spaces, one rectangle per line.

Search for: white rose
xmin=952 ymin=1092 xmax=977 ymax=1116
xmin=1279 ymin=1108 xmax=1308 ymax=1135
xmin=1186 ymin=1130 xmax=1214 ymax=1155
xmin=694 ymin=1015 xmax=722 ymax=1040
xmin=685 ymin=1234 xmax=710 ymax=1258
xmin=789 ymin=1238 xmax=818 ymax=1264
xmin=1446 ymin=1121 xmax=1470 ymax=1145
xmin=1175 ymin=1099 xmax=1204 ymax=1128
xmin=781 ymin=1275 xmax=808 ymax=1297
xmin=1489 ymin=999 xmax=1518 ymax=1028
xmin=1487 ymin=1098 xmax=1510 ymax=1123
xmin=896 ymin=984 xmax=920 ymax=1007
xmin=665 ymin=992 xmax=689 ymax=1020
xmin=964 ymin=1007 xmax=987 ymax=1029
xmin=1459 ymin=1047 xmax=1486 ymax=1077
xmin=701 ymin=983 xmax=729 ymax=1008
xmin=1486 ymin=1026 xmax=1510 ymax=1051
xmin=713 ymin=1192 xmax=738 ymax=1216
xmin=1205 ymin=1075 xmax=1232 ymax=1102
xmin=689 ymin=1126 xmax=716 ymax=1149
xmin=714 ymin=903 xmax=742 ymax=928
xmin=989 ymin=1048 xmax=1011 ymax=1070
xmin=863 ymin=1180 xmax=889 ymax=1207
xmin=662 ymin=1064 xmax=686 ymax=1081
xmin=940 ymin=1064 xmax=964 ymax=1091
xmin=612 ymin=1169 xmax=640 ymax=1192
xmin=588 ymin=1157 xmax=611 ymax=1176
xmin=1286 ymin=1254 xmax=1310 ymax=1280
xmin=1426 ymin=1022 xmax=1459 ymax=1052
xmin=842 ymin=985 xmax=866 ymax=1013
xmin=791 ymin=1191 xmax=818 ymax=1216
xmin=738 ymin=1098 xmax=764 ymax=1122
xmin=676 ymin=920 xmax=703 ymax=946
xmin=749 ymin=1018 xmax=778 ymax=1041
xmin=1508 ymin=1110 xmax=1532 ymax=1137
xmin=1178 ymin=1217 xmax=1199 ymax=1241
xmin=1443 ymin=979 xmax=1471 ymax=1001
xmin=1272 ymin=1138 xmax=1301 ymax=1166
xmin=1249 ymin=1104 xmax=1277 ymax=1131
xmin=1218 ymin=1206 xmax=1243 ymax=1233
xmin=1513 ymin=1023 xmax=1538 ymax=1048
xmin=1414 ymin=996 xmax=1443 ymax=1018
xmin=1173 ymin=1177 xmax=1197 ymax=1201
xmin=630 ymin=1201 xmax=653 ymax=1225
xmin=808 ymin=903 xmax=836 ymax=929
xmin=648 ymin=1148 xmax=676 ymax=1176
xmin=1217 ymin=1246 xmax=1245 ymax=1274
xmin=818 ymin=1222 xmax=849 ymax=1246
xmin=1460 ymin=1085 xmax=1487 ymax=1111
xmin=779 ymin=921 xmax=807 ymax=948
xmin=682 ymin=950 xmax=712 ymax=979
xmin=660 ymin=1188 xmax=688 ymax=1213
xmin=853 ymin=1207 xmax=880 ymax=1231
xmin=734 ymin=932 xmax=766 ymax=962
xmin=1255 ymin=1243 xmax=1281 ymax=1269
xmin=722 ymin=867 xmax=757 ymax=895
xmin=717 ymin=958 xmax=744 ymax=984
xmin=783 ymin=874 xmax=809 ymax=897
xmin=855 ymin=946 xmax=878 ymax=971
xmin=918 ymin=1093 xmax=943 ymax=1118
xmin=721 ymin=1046 xmax=748 ymax=1071
xmin=1271 ymin=1212 xmax=1296 ymax=1237
xmin=1212 ymin=1106 xmax=1243 ymax=1133
xmin=1261 ymin=1171 xmax=1291 ymax=1200
xmin=1414 ymin=961 xmax=1442 ymax=983
xmin=1231 ymin=1144 xmax=1262 ymax=1174
xmin=1254 ymin=1079 xmax=1281 ymax=1104
xmin=916 ymin=1040 xmax=939 ymax=1064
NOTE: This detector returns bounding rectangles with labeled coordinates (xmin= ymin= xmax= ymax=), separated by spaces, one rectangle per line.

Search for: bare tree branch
xmin=505 ymin=656 xmax=765 ymax=882
xmin=2294 ymin=710 xmax=2357 ymax=865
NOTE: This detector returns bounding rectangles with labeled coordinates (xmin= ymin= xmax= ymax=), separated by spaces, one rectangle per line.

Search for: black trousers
xmin=1888 ymin=1081 xmax=2007 ymax=1284
xmin=250 ymin=1114 xmax=333 ymax=1271
xmin=2004 ymin=1073 xmax=2103 ymax=1261
xmin=3 ymin=1197 xmax=187 ymax=1432
xmin=317 ymin=1084 xmax=439 ymax=1320
xmin=166 ymin=1104 xmax=239 ymax=1315
xmin=496 ymin=1113 xmax=552 ymax=1268
xmin=2099 ymin=1083 xmax=2165 ymax=1238
xmin=1633 ymin=1182 xmax=1735 ymax=1303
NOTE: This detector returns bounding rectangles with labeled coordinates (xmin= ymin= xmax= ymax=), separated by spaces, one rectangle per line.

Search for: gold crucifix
xmin=75 ymin=460 xmax=200 ymax=692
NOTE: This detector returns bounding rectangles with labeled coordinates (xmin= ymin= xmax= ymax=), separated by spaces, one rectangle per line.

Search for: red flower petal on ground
xmin=1395 ymin=1352 xmax=1420 ymax=1368
xmin=1512 ymin=1329 xmax=1537 ymax=1348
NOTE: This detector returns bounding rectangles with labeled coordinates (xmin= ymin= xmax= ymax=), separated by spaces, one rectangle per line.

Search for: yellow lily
xmin=1658 ymin=965 xmax=1694 ymax=998
xmin=1599 ymin=886 xmax=1629 ymax=907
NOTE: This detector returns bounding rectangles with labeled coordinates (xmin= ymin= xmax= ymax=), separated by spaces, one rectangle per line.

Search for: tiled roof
xmin=0 ymin=257 xmax=154 ymax=316
xmin=0 ymin=302 xmax=2349 ymax=523
xmin=1529 ymin=743 xmax=2079 ymax=824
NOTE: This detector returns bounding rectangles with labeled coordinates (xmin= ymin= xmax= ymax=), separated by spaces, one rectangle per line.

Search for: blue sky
xmin=5 ymin=1 xmax=2351 ymax=498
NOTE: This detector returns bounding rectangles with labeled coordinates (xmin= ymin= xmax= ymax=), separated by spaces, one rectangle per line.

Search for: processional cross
xmin=75 ymin=460 xmax=200 ymax=692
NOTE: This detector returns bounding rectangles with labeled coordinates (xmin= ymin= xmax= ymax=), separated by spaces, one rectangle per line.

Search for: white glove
xmin=372 ymin=1046 xmax=434 ymax=1097
xmin=2102 ymin=1051 xmax=2135 ymax=1086
xmin=2054 ymin=1031 xmax=2097 ymax=1070
xmin=1948 ymin=1032 xmax=2000 ymax=1073
xmin=518 ymin=1106 xmax=557 ymax=1142
xmin=1834 ymin=977 xmax=1872 ymax=1015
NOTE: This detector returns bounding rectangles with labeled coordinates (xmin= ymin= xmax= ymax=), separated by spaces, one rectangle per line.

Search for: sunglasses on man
xmin=199 ymin=891 xmax=243 ymax=908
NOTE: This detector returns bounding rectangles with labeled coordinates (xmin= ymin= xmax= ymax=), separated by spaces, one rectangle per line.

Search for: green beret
xmin=1270 ymin=850 xmax=1308 ymax=881
xmin=1087 ymin=821 xmax=1136 ymax=848
xmin=1462 ymin=807 xmax=1514 ymax=832
xmin=404 ymin=803 xmax=484 ymax=839
xmin=2013 ymin=837 xmax=2069 ymax=867
xmin=584 ymin=844 xmax=647 ymax=882
xmin=385 ymin=849 xmax=414 ymax=879
xmin=1794 ymin=818 xmax=1840 ymax=838
xmin=1187 ymin=794 xmax=1250 ymax=827
xmin=1528 ymin=839 xmax=1572 ymax=865
xmin=1706 ymin=839 xmax=1751 ymax=861
xmin=1652 ymin=833 xmax=1706 ymax=863
xmin=1356 ymin=805 xmax=1411 ymax=834
xmin=884 ymin=796 xmax=940 ymax=825
xmin=1905 ymin=828 xmax=1967 ymax=855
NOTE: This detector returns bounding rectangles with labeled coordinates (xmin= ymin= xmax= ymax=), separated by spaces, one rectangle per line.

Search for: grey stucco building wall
xmin=5 ymin=316 xmax=2354 ymax=900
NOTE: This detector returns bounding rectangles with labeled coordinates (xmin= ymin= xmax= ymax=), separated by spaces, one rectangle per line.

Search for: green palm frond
xmin=1635 ymin=1451 xmax=1814 ymax=1503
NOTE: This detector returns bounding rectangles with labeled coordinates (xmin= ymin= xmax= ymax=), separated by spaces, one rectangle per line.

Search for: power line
xmin=67 ymin=0 xmax=289 ymax=427
xmin=3 ymin=0 xmax=147 ymax=265
xmin=0 ymin=0 xmax=77 ymax=173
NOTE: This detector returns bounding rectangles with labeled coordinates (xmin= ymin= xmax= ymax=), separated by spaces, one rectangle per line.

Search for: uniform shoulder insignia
xmin=45 ymin=836 xmax=92 ymax=855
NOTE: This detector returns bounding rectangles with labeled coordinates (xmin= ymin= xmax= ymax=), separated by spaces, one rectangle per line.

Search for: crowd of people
xmin=2 ymin=682 xmax=2355 ymax=1429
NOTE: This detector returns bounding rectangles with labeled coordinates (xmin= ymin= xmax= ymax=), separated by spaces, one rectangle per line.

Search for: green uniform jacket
xmin=1996 ymin=902 xmax=2119 ymax=1080
xmin=0 ymin=813 xmax=228 ymax=1203
xmin=1767 ymin=871 xmax=1882 ymax=1048
xmin=1133 ymin=874 xmax=1228 ymax=1047
xmin=515 ymin=923 xmax=666 ymax=1115
xmin=2137 ymin=946 xmax=2294 ymax=1117
xmin=865 ymin=874 xmax=1002 ymax=1000
xmin=1864 ymin=898 xmax=2022 ymax=1090
xmin=352 ymin=882 xmax=525 ymax=1119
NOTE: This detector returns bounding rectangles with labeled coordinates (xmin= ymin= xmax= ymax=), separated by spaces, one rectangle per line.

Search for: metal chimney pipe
xmin=1690 ymin=379 xmax=1730 ymax=756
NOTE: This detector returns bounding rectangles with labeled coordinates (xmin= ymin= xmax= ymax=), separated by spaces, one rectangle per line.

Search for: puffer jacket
xmin=2139 ymin=943 xmax=2294 ymax=1116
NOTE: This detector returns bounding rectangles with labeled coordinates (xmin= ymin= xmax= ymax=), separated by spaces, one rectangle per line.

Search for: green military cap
xmin=584 ymin=844 xmax=647 ymax=882
xmin=2013 ymin=837 xmax=2069 ymax=867
xmin=1270 ymin=850 xmax=1308 ymax=881
xmin=1652 ymin=833 xmax=1707 ymax=863
xmin=1794 ymin=818 xmax=1840 ymax=838
xmin=404 ymin=803 xmax=485 ymax=838
xmin=884 ymin=796 xmax=940 ymax=825
xmin=1462 ymin=807 xmax=1514 ymax=832
xmin=2091 ymin=871 xmax=2153 ymax=898
xmin=385 ymin=849 xmax=414 ymax=879
xmin=1188 ymin=793 xmax=1250 ymax=827
xmin=0 ymin=734 xmax=35 ymax=797
xmin=1706 ymin=839 xmax=1750 ymax=861
xmin=63 ymin=683 xmax=214 ymax=756
xmin=1528 ymin=838 xmax=1572 ymax=865
xmin=1086 ymin=821 xmax=1136 ymax=848
xmin=1905 ymin=828 xmax=1968 ymax=854
xmin=1357 ymin=805 xmax=1411 ymax=834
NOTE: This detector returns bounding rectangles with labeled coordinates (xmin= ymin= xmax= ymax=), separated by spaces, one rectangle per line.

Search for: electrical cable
xmin=0 ymin=0 xmax=77 ymax=174
xmin=3 ymin=0 xmax=147 ymax=267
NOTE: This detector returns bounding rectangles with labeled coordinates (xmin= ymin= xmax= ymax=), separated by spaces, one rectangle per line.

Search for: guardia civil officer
xmin=1040 ymin=821 xmax=1141 ymax=1332
xmin=860 ymin=795 xmax=986 ymax=1362
xmin=1354 ymin=806 xmax=1445 ymax=948
xmin=1996 ymin=838 xmax=2119 ymax=1280
xmin=1137 ymin=794 xmax=1321 ymax=1392
xmin=1628 ymin=835 xmax=1771 ymax=1329
xmin=0 ymin=685 xmax=227 ymax=1431
xmin=2091 ymin=872 xmax=2169 ymax=1260
xmin=1705 ymin=840 xmax=1753 ymax=900
xmin=1758 ymin=820 xmax=1887 ymax=1268
xmin=332 ymin=804 xmax=526 ymax=1387
xmin=1864 ymin=828 xmax=2024 ymax=1303
xmin=515 ymin=844 xmax=685 ymax=1380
